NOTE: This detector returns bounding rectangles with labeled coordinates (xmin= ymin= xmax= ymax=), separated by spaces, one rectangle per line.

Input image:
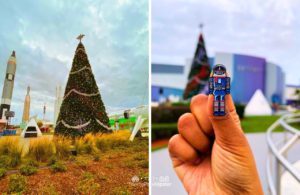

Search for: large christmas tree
xmin=183 ymin=31 xmax=211 ymax=100
xmin=55 ymin=38 xmax=111 ymax=137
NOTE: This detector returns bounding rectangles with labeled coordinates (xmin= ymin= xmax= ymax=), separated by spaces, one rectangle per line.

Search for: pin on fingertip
xmin=208 ymin=64 xmax=230 ymax=116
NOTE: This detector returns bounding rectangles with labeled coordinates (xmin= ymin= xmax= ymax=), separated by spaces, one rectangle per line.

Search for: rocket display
xmin=22 ymin=86 xmax=31 ymax=122
xmin=0 ymin=51 xmax=17 ymax=120
xmin=54 ymin=86 xmax=63 ymax=124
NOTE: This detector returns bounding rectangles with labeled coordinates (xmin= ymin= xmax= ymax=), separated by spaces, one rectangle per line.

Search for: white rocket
xmin=54 ymin=85 xmax=63 ymax=124
xmin=22 ymin=86 xmax=31 ymax=122
xmin=0 ymin=51 xmax=17 ymax=119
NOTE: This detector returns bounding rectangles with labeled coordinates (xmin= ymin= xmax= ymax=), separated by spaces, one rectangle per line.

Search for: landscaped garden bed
xmin=0 ymin=131 xmax=148 ymax=194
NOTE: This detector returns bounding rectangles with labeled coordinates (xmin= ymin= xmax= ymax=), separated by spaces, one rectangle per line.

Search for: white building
xmin=152 ymin=52 xmax=285 ymax=105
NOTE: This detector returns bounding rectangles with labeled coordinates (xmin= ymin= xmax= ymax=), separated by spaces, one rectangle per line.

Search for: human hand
xmin=168 ymin=94 xmax=263 ymax=195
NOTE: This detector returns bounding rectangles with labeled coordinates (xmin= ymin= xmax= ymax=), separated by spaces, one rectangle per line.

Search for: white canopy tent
xmin=21 ymin=118 xmax=42 ymax=138
xmin=245 ymin=89 xmax=272 ymax=116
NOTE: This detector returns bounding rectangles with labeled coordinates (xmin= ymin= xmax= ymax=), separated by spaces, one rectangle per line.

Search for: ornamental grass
xmin=53 ymin=136 xmax=72 ymax=159
xmin=94 ymin=130 xmax=132 ymax=151
xmin=0 ymin=137 xmax=23 ymax=167
xmin=75 ymin=135 xmax=96 ymax=155
xmin=27 ymin=137 xmax=55 ymax=162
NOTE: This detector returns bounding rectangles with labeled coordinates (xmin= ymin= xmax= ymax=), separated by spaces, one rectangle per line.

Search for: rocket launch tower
xmin=0 ymin=51 xmax=17 ymax=120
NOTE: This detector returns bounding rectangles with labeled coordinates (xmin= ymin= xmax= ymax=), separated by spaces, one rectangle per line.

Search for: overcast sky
xmin=152 ymin=0 xmax=300 ymax=85
xmin=0 ymin=0 xmax=148 ymax=124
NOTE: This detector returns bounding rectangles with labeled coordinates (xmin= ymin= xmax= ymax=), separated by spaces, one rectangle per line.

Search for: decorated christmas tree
xmin=183 ymin=26 xmax=211 ymax=100
xmin=55 ymin=36 xmax=111 ymax=137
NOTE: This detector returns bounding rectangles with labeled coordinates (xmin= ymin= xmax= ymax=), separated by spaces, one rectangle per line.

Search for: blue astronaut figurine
xmin=209 ymin=64 xmax=230 ymax=116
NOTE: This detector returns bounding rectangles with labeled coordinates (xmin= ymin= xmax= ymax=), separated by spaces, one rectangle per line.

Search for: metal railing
xmin=267 ymin=113 xmax=300 ymax=195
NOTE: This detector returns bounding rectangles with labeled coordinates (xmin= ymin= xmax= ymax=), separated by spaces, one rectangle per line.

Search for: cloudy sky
xmin=0 ymin=0 xmax=148 ymax=124
xmin=152 ymin=0 xmax=300 ymax=85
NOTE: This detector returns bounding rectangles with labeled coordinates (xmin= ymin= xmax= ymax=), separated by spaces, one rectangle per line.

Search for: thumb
xmin=207 ymin=94 xmax=247 ymax=147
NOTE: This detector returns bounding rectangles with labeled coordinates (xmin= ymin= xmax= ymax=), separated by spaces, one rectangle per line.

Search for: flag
xmin=183 ymin=33 xmax=211 ymax=99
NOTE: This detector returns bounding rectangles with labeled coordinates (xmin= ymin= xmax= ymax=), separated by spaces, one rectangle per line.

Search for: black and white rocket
xmin=0 ymin=51 xmax=17 ymax=120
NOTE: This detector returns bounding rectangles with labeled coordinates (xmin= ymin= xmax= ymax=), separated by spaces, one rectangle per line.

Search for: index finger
xmin=190 ymin=94 xmax=213 ymax=136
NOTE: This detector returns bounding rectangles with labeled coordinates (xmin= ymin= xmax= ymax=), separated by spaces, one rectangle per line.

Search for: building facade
xmin=285 ymin=85 xmax=300 ymax=105
xmin=152 ymin=52 xmax=285 ymax=104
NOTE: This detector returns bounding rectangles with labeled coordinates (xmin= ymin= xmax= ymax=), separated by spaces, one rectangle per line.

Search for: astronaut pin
xmin=209 ymin=64 xmax=230 ymax=116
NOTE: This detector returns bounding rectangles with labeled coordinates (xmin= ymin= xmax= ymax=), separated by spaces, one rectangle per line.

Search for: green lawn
xmin=152 ymin=115 xmax=300 ymax=137
xmin=241 ymin=115 xmax=300 ymax=133
xmin=241 ymin=115 xmax=281 ymax=133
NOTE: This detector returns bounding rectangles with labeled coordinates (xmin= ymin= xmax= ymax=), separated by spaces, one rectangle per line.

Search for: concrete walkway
xmin=152 ymin=133 xmax=300 ymax=195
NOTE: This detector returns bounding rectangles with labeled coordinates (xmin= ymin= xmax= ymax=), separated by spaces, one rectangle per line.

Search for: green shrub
xmin=152 ymin=105 xmax=189 ymax=123
xmin=152 ymin=123 xmax=178 ymax=141
xmin=122 ymin=161 xmax=134 ymax=168
xmin=0 ymin=146 xmax=23 ymax=168
xmin=0 ymin=168 xmax=7 ymax=178
xmin=171 ymin=101 xmax=190 ymax=107
xmin=51 ymin=162 xmax=67 ymax=173
xmin=235 ymin=104 xmax=245 ymax=119
xmin=77 ymin=172 xmax=100 ymax=194
xmin=20 ymin=165 xmax=38 ymax=176
xmin=24 ymin=159 xmax=39 ymax=167
xmin=8 ymin=174 xmax=26 ymax=193
xmin=111 ymin=187 xmax=132 ymax=195
xmin=93 ymin=154 xmax=100 ymax=162
xmin=75 ymin=158 xmax=89 ymax=169
xmin=138 ymin=171 xmax=149 ymax=182
xmin=132 ymin=139 xmax=148 ymax=152
xmin=0 ymin=154 xmax=23 ymax=168
xmin=133 ymin=153 xmax=147 ymax=161
xmin=28 ymin=138 xmax=55 ymax=162
xmin=68 ymin=155 xmax=76 ymax=162
xmin=47 ymin=156 xmax=58 ymax=166
xmin=139 ymin=160 xmax=148 ymax=169
xmin=9 ymin=145 xmax=23 ymax=167
xmin=40 ymin=183 xmax=58 ymax=195
xmin=0 ymin=155 xmax=11 ymax=168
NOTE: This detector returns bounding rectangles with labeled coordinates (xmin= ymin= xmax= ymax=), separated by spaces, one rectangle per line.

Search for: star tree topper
xmin=77 ymin=34 xmax=85 ymax=42
xmin=199 ymin=23 xmax=204 ymax=32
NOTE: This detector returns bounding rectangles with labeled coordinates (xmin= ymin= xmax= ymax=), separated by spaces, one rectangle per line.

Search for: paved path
xmin=152 ymin=133 xmax=300 ymax=195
